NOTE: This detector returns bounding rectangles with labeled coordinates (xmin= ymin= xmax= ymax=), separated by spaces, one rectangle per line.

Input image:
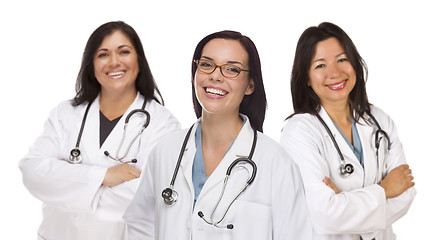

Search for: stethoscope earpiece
xmin=162 ymin=188 xmax=178 ymax=205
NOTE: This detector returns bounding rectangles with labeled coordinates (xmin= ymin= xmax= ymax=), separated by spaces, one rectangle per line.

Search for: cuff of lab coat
xmin=90 ymin=167 xmax=109 ymax=212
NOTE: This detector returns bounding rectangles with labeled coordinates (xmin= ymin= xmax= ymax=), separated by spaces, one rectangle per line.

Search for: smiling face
xmin=194 ymin=38 xmax=254 ymax=118
xmin=93 ymin=30 xmax=139 ymax=98
xmin=308 ymin=37 xmax=356 ymax=108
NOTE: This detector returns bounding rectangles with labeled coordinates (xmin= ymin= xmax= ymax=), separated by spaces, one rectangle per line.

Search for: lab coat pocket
xmin=225 ymin=200 xmax=272 ymax=240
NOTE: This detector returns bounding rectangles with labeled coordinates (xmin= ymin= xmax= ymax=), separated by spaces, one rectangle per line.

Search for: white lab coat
xmin=280 ymin=106 xmax=416 ymax=240
xmin=19 ymin=93 xmax=180 ymax=240
xmin=123 ymin=116 xmax=313 ymax=240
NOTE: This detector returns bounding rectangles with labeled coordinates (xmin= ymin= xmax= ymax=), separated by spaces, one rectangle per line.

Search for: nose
xmin=327 ymin=63 xmax=340 ymax=79
xmin=209 ymin=66 xmax=224 ymax=82
xmin=109 ymin=54 xmax=121 ymax=67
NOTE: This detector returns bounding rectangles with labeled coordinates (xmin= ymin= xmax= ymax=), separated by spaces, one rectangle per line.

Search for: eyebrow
xmin=312 ymin=52 xmax=347 ymax=63
xmin=200 ymin=56 xmax=244 ymax=66
xmin=96 ymin=45 xmax=133 ymax=53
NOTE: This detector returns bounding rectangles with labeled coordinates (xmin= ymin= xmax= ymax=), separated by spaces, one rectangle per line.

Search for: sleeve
xmin=280 ymin=116 xmax=388 ymax=235
xmin=360 ymin=108 xmax=417 ymax=239
xmin=18 ymin=104 xmax=107 ymax=212
xmin=123 ymin=147 xmax=156 ymax=240
xmin=272 ymin=152 xmax=313 ymax=239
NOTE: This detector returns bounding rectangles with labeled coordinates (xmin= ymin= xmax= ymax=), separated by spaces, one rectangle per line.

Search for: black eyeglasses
xmin=195 ymin=59 xmax=249 ymax=78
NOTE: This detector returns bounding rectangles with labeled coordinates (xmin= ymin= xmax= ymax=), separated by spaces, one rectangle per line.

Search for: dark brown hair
xmin=289 ymin=22 xmax=370 ymax=122
xmin=73 ymin=21 xmax=163 ymax=106
xmin=191 ymin=30 xmax=267 ymax=132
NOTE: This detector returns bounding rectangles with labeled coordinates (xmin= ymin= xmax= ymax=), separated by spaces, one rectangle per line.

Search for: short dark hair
xmin=73 ymin=21 xmax=163 ymax=106
xmin=191 ymin=30 xmax=267 ymax=132
xmin=289 ymin=22 xmax=369 ymax=122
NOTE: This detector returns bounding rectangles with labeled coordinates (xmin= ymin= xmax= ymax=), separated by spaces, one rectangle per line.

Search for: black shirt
xmin=100 ymin=111 xmax=123 ymax=147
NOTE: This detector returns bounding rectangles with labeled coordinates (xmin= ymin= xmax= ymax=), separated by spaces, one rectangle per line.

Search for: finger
xmin=400 ymin=164 xmax=409 ymax=170
xmin=127 ymin=171 xmax=140 ymax=180
xmin=402 ymin=168 xmax=412 ymax=176
xmin=130 ymin=169 xmax=141 ymax=178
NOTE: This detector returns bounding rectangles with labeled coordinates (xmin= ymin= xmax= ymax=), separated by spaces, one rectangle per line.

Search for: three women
xmin=21 ymin=20 xmax=415 ymax=240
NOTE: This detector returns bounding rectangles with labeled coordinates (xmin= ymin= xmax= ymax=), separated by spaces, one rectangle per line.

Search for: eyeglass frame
xmin=194 ymin=59 xmax=249 ymax=78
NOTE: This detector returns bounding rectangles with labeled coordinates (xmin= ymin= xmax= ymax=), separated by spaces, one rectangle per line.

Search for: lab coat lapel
xmin=356 ymin=118 xmax=379 ymax=184
xmin=196 ymin=116 xmax=255 ymax=202
xmin=100 ymin=93 xmax=145 ymax=164
xmin=318 ymin=108 xmax=362 ymax=172
xmin=80 ymin=96 xmax=101 ymax=165
xmin=179 ymin=121 xmax=199 ymax=200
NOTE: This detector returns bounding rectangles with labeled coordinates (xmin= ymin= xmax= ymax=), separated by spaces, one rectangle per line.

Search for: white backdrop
xmin=1 ymin=0 xmax=433 ymax=238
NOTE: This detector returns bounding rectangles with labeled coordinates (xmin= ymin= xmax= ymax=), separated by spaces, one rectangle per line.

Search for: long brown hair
xmin=289 ymin=22 xmax=370 ymax=122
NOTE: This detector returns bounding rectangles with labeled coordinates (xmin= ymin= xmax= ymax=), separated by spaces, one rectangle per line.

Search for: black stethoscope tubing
xmin=162 ymin=123 xmax=258 ymax=229
xmin=69 ymin=98 xmax=149 ymax=164
xmin=316 ymin=111 xmax=391 ymax=177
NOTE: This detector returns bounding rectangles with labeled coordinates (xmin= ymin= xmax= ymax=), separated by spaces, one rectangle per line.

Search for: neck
xmin=322 ymin=100 xmax=352 ymax=126
xmin=99 ymin=90 xmax=137 ymax=120
xmin=201 ymin=112 xmax=243 ymax=146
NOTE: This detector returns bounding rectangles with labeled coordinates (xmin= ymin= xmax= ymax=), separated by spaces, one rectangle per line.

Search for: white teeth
xmin=329 ymin=81 xmax=345 ymax=88
xmin=108 ymin=71 xmax=125 ymax=76
xmin=206 ymin=88 xmax=225 ymax=96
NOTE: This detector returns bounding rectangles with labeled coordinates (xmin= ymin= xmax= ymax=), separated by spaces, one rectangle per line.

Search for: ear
xmin=245 ymin=79 xmax=255 ymax=95
xmin=307 ymin=79 xmax=312 ymax=87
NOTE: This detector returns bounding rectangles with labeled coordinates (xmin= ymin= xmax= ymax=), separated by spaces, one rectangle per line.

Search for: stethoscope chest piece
xmin=162 ymin=187 xmax=178 ymax=205
xmin=339 ymin=163 xmax=354 ymax=177
xmin=69 ymin=148 xmax=82 ymax=164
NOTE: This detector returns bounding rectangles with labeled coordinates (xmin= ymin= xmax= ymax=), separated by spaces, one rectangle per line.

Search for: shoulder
xmin=366 ymin=105 xmax=395 ymax=129
xmin=281 ymin=113 xmax=320 ymax=140
xmin=48 ymin=99 xmax=85 ymax=119
xmin=368 ymin=105 xmax=391 ymax=120
xmin=145 ymin=99 xmax=180 ymax=125
xmin=283 ymin=113 xmax=317 ymax=130
xmin=255 ymin=131 xmax=294 ymax=163
xmin=151 ymin=127 xmax=191 ymax=152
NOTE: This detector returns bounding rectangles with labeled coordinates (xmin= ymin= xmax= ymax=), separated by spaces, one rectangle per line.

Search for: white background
xmin=1 ymin=0 xmax=433 ymax=238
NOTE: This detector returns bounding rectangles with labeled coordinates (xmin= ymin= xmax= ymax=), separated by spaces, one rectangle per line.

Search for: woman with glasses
xmin=123 ymin=30 xmax=312 ymax=240
xmin=280 ymin=22 xmax=416 ymax=239
xmin=19 ymin=21 xmax=180 ymax=240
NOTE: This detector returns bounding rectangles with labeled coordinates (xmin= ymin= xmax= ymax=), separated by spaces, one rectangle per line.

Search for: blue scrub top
xmin=192 ymin=120 xmax=244 ymax=206
xmin=333 ymin=118 xmax=364 ymax=168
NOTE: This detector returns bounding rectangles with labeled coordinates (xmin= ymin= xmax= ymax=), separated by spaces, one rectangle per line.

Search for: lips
xmin=326 ymin=80 xmax=347 ymax=90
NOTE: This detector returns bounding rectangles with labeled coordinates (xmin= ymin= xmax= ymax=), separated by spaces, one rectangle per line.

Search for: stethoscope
xmin=69 ymin=98 xmax=150 ymax=164
xmin=161 ymin=124 xmax=258 ymax=230
xmin=316 ymin=111 xmax=391 ymax=177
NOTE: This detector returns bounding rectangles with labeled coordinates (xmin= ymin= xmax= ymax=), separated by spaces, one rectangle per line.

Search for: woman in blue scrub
xmin=280 ymin=22 xmax=416 ymax=239
xmin=124 ymin=30 xmax=313 ymax=240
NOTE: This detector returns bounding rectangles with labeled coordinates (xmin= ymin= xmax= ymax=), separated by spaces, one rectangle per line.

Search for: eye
xmin=224 ymin=65 xmax=242 ymax=74
xmin=199 ymin=60 xmax=214 ymax=69
xmin=338 ymin=58 xmax=348 ymax=63
xmin=120 ymin=49 xmax=131 ymax=55
xmin=314 ymin=63 xmax=325 ymax=69
xmin=97 ymin=52 xmax=108 ymax=58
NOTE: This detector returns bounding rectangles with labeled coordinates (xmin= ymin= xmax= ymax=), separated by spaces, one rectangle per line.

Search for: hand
xmin=379 ymin=164 xmax=415 ymax=199
xmin=102 ymin=163 xmax=141 ymax=187
xmin=323 ymin=177 xmax=341 ymax=194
